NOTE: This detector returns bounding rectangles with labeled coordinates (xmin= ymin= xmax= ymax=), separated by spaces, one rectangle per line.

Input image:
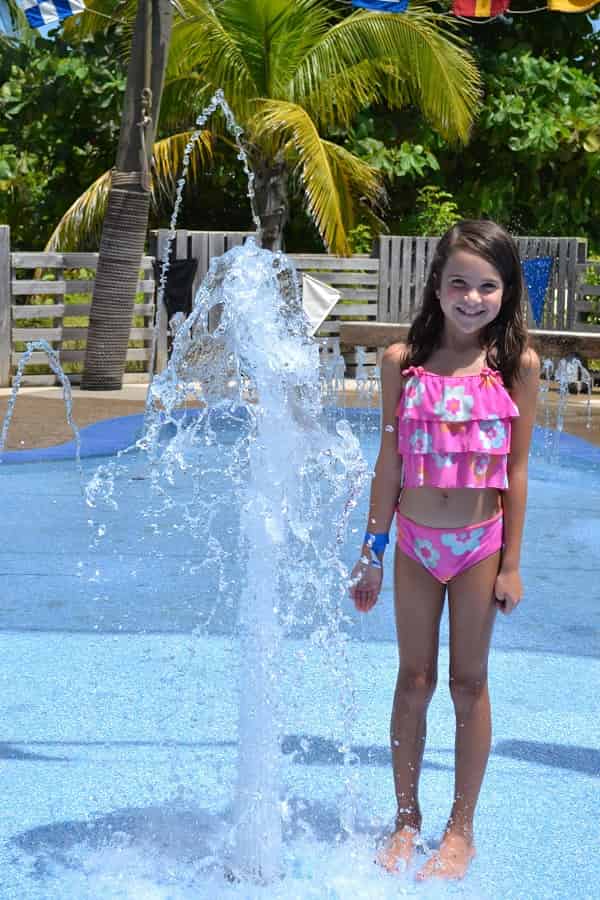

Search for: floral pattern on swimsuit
xmin=396 ymin=366 xmax=519 ymax=490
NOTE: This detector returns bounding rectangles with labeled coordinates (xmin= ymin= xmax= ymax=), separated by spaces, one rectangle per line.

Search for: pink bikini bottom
xmin=396 ymin=510 xmax=503 ymax=584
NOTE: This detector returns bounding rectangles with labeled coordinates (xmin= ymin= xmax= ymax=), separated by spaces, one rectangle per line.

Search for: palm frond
xmin=152 ymin=129 xmax=214 ymax=201
xmin=212 ymin=0 xmax=330 ymax=98
xmin=257 ymin=100 xmax=383 ymax=255
xmin=300 ymin=57 xmax=384 ymax=131
xmin=158 ymin=74 xmax=214 ymax=133
xmin=45 ymin=129 xmax=215 ymax=251
xmin=45 ymin=171 xmax=112 ymax=252
xmin=292 ymin=3 xmax=481 ymax=142
xmin=168 ymin=0 xmax=258 ymax=122
xmin=320 ymin=138 xmax=386 ymax=231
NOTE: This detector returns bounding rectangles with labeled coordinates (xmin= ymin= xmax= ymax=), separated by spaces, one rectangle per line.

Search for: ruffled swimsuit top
xmin=396 ymin=365 xmax=520 ymax=490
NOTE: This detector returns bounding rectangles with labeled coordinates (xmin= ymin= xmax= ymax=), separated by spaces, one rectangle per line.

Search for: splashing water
xmin=354 ymin=345 xmax=379 ymax=409
xmin=149 ymin=89 xmax=261 ymax=377
xmin=318 ymin=338 xmax=347 ymax=407
xmin=88 ymin=238 xmax=369 ymax=882
xmin=539 ymin=358 xmax=555 ymax=461
xmin=538 ymin=355 xmax=595 ymax=463
xmin=554 ymin=356 xmax=593 ymax=430
xmin=0 ymin=339 xmax=82 ymax=474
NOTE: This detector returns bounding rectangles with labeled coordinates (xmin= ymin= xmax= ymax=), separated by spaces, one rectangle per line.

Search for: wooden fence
xmin=156 ymin=229 xmax=380 ymax=373
xmin=1 ymin=225 xmax=599 ymax=386
xmin=574 ymin=260 xmax=600 ymax=330
xmin=378 ymin=235 xmax=590 ymax=330
xmin=0 ymin=226 xmax=155 ymax=387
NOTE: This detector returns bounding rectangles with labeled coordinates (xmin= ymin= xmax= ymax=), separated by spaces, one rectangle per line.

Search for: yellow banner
xmin=548 ymin=0 xmax=598 ymax=11
xmin=475 ymin=0 xmax=492 ymax=13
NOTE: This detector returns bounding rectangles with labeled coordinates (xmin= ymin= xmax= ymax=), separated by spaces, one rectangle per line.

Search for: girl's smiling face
xmin=437 ymin=250 xmax=504 ymax=335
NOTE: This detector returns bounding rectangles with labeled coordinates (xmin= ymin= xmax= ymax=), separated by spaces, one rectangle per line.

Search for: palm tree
xmin=51 ymin=0 xmax=481 ymax=255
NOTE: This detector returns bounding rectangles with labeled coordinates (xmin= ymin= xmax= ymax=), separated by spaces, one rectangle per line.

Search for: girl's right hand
xmin=349 ymin=558 xmax=383 ymax=613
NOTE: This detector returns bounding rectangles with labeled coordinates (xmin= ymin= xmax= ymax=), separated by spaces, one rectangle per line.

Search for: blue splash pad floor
xmin=0 ymin=413 xmax=598 ymax=899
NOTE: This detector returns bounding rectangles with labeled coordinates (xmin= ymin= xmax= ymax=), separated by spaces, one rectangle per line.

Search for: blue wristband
xmin=364 ymin=532 xmax=389 ymax=555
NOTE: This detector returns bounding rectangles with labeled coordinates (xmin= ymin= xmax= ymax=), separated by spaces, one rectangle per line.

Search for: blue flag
xmin=522 ymin=257 xmax=553 ymax=326
xmin=17 ymin=0 xmax=85 ymax=29
xmin=352 ymin=1 xmax=410 ymax=11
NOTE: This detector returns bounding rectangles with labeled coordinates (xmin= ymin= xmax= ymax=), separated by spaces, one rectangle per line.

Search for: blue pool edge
xmin=1 ymin=408 xmax=600 ymax=465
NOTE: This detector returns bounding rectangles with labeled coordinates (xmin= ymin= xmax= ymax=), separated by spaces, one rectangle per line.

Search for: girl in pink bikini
xmin=350 ymin=220 xmax=540 ymax=881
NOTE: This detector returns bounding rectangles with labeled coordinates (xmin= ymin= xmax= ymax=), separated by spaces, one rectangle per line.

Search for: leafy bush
xmin=347 ymin=223 xmax=375 ymax=255
xmin=0 ymin=32 xmax=124 ymax=248
xmin=414 ymin=186 xmax=461 ymax=236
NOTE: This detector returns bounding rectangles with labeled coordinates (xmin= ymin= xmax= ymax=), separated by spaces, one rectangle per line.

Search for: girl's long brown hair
xmin=405 ymin=220 xmax=529 ymax=388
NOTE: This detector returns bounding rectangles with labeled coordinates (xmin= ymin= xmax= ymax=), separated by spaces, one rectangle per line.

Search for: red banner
xmin=453 ymin=0 xmax=510 ymax=15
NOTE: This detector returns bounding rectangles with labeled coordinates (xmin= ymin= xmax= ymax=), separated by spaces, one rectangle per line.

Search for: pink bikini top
xmin=396 ymin=366 xmax=519 ymax=490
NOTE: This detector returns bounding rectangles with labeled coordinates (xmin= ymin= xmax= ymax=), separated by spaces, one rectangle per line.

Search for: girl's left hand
xmin=494 ymin=566 xmax=523 ymax=615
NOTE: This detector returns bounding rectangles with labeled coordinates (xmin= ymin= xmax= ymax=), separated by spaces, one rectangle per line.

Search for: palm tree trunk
xmin=82 ymin=0 xmax=173 ymax=390
xmin=252 ymin=154 xmax=289 ymax=252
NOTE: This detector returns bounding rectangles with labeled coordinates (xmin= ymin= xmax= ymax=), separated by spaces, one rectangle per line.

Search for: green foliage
xmin=413 ymin=186 xmax=461 ymax=236
xmin=462 ymin=53 xmax=600 ymax=240
xmin=362 ymin=47 xmax=600 ymax=249
xmin=0 ymin=31 xmax=125 ymax=248
xmin=347 ymin=223 xmax=375 ymax=255
xmin=584 ymin=260 xmax=600 ymax=288
xmin=481 ymin=53 xmax=600 ymax=157
xmin=581 ymin=258 xmax=600 ymax=327
xmin=345 ymin=118 xmax=440 ymax=182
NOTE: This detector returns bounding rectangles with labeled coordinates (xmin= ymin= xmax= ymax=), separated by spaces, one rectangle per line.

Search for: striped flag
xmin=452 ymin=0 xmax=510 ymax=15
xmin=548 ymin=0 xmax=599 ymax=11
xmin=352 ymin=1 xmax=409 ymax=11
xmin=17 ymin=0 xmax=85 ymax=29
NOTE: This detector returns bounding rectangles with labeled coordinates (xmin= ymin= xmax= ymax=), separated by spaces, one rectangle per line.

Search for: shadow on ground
xmin=494 ymin=739 xmax=600 ymax=776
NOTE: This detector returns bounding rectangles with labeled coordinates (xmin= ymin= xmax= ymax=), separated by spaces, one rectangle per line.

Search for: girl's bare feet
xmin=376 ymin=825 xmax=420 ymax=873
xmin=415 ymin=832 xmax=475 ymax=881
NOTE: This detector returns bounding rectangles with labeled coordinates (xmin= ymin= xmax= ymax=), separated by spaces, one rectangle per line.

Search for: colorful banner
xmin=352 ymin=1 xmax=409 ymax=12
xmin=548 ymin=0 xmax=599 ymax=11
xmin=17 ymin=0 xmax=85 ymax=29
xmin=522 ymin=257 xmax=553 ymax=327
xmin=452 ymin=0 xmax=510 ymax=16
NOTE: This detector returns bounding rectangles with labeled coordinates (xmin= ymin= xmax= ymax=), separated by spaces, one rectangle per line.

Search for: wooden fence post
xmin=0 ymin=226 xmax=10 ymax=387
xmin=154 ymin=229 xmax=170 ymax=373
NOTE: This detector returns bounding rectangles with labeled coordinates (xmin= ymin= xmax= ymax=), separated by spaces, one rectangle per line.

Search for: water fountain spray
xmin=88 ymin=92 xmax=369 ymax=883
xmin=149 ymin=89 xmax=262 ymax=378
xmin=0 ymin=339 xmax=82 ymax=473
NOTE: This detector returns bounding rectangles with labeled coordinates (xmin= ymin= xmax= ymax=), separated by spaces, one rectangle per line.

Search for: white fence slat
xmin=330 ymin=303 xmax=376 ymax=318
xmin=11 ymin=278 xmax=154 ymax=296
xmin=12 ymin=347 xmax=151 ymax=366
xmin=12 ymin=281 xmax=67 ymax=296
xmin=11 ymin=252 xmax=154 ymax=269
xmin=12 ymin=304 xmax=66 ymax=319
xmin=301 ymin=271 xmax=379 ymax=286
xmin=13 ymin=327 xmax=63 ymax=342
xmin=330 ymin=288 xmax=378 ymax=302
xmin=378 ymin=236 xmax=391 ymax=322
xmin=399 ymin=237 xmax=411 ymax=321
xmin=291 ymin=255 xmax=378 ymax=270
